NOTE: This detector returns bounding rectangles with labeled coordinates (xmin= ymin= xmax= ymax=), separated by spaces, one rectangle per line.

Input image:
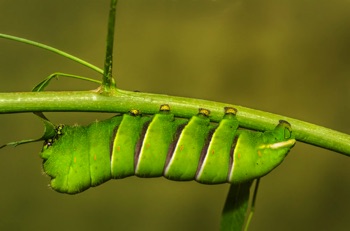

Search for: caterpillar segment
xmin=195 ymin=108 xmax=239 ymax=184
xmin=40 ymin=105 xmax=295 ymax=194
xmin=135 ymin=105 xmax=187 ymax=177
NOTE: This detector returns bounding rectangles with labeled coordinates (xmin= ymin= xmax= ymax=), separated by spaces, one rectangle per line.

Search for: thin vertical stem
xmin=102 ymin=0 xmax=118 ymax=92
xmin=244 ymin=179 xmax=260 ymax=231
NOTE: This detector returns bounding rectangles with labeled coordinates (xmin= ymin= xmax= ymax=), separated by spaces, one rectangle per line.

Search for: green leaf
xmin=0 ymin=112 xmax=56 ymax=149
xmin=220 ymin=181 xmax=252 ymax=231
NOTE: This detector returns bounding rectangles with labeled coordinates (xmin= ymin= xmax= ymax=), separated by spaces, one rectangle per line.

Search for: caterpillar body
xmin=40 ymin=105 xmax=296 ymax=194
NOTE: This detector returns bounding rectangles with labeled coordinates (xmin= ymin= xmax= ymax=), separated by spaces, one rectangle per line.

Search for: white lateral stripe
xmin=259 ymin=139 xmax=296 ymax=149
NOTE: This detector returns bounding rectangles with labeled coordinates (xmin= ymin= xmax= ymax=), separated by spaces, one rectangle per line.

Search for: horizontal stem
xmin=0 ymin=90 xmax=349 ymax=156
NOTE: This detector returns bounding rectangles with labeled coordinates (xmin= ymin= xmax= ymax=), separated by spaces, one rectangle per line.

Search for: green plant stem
xmin=102 ymin=0 xmax=118 ymax=91
xmin=0 ymin=33 xmax=103 ymax=74
xmin=0 ymin=90 xmax=349 ymax=156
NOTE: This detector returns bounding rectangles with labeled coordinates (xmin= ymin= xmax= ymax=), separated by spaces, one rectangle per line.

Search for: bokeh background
xmin=1 ymin=0 xmax=349 ymax=230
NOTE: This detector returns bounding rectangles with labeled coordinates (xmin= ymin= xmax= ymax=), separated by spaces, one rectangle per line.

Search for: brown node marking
xmin=224 ymin=107 xmax=237 ymax=115
xmin=198 ymin=108 xmax=210 ymax=117
xmin=129 ymin=109 xmax=140 ymax=116
xmin=160 ymin=104 xmax=170 ymax=112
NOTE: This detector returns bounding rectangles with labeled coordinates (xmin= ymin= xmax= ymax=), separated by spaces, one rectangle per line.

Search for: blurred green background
xmin=1 ymin=0 xmax=349 ymax=230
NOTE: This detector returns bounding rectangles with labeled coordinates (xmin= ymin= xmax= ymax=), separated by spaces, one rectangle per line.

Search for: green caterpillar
xmin=41 ymin=105 xmax=296 ymax=194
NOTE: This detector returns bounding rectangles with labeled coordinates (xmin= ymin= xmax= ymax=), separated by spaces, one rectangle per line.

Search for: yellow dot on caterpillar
xmin=160 ymin=104 xmax=170 ymax=111
xmin=199 ymin=108 xmax=210 ymax=116
xmin=130 ymin=109 xmax=140 ymax=115
xmin=224 ymin=107 xmax=237 ymax=115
